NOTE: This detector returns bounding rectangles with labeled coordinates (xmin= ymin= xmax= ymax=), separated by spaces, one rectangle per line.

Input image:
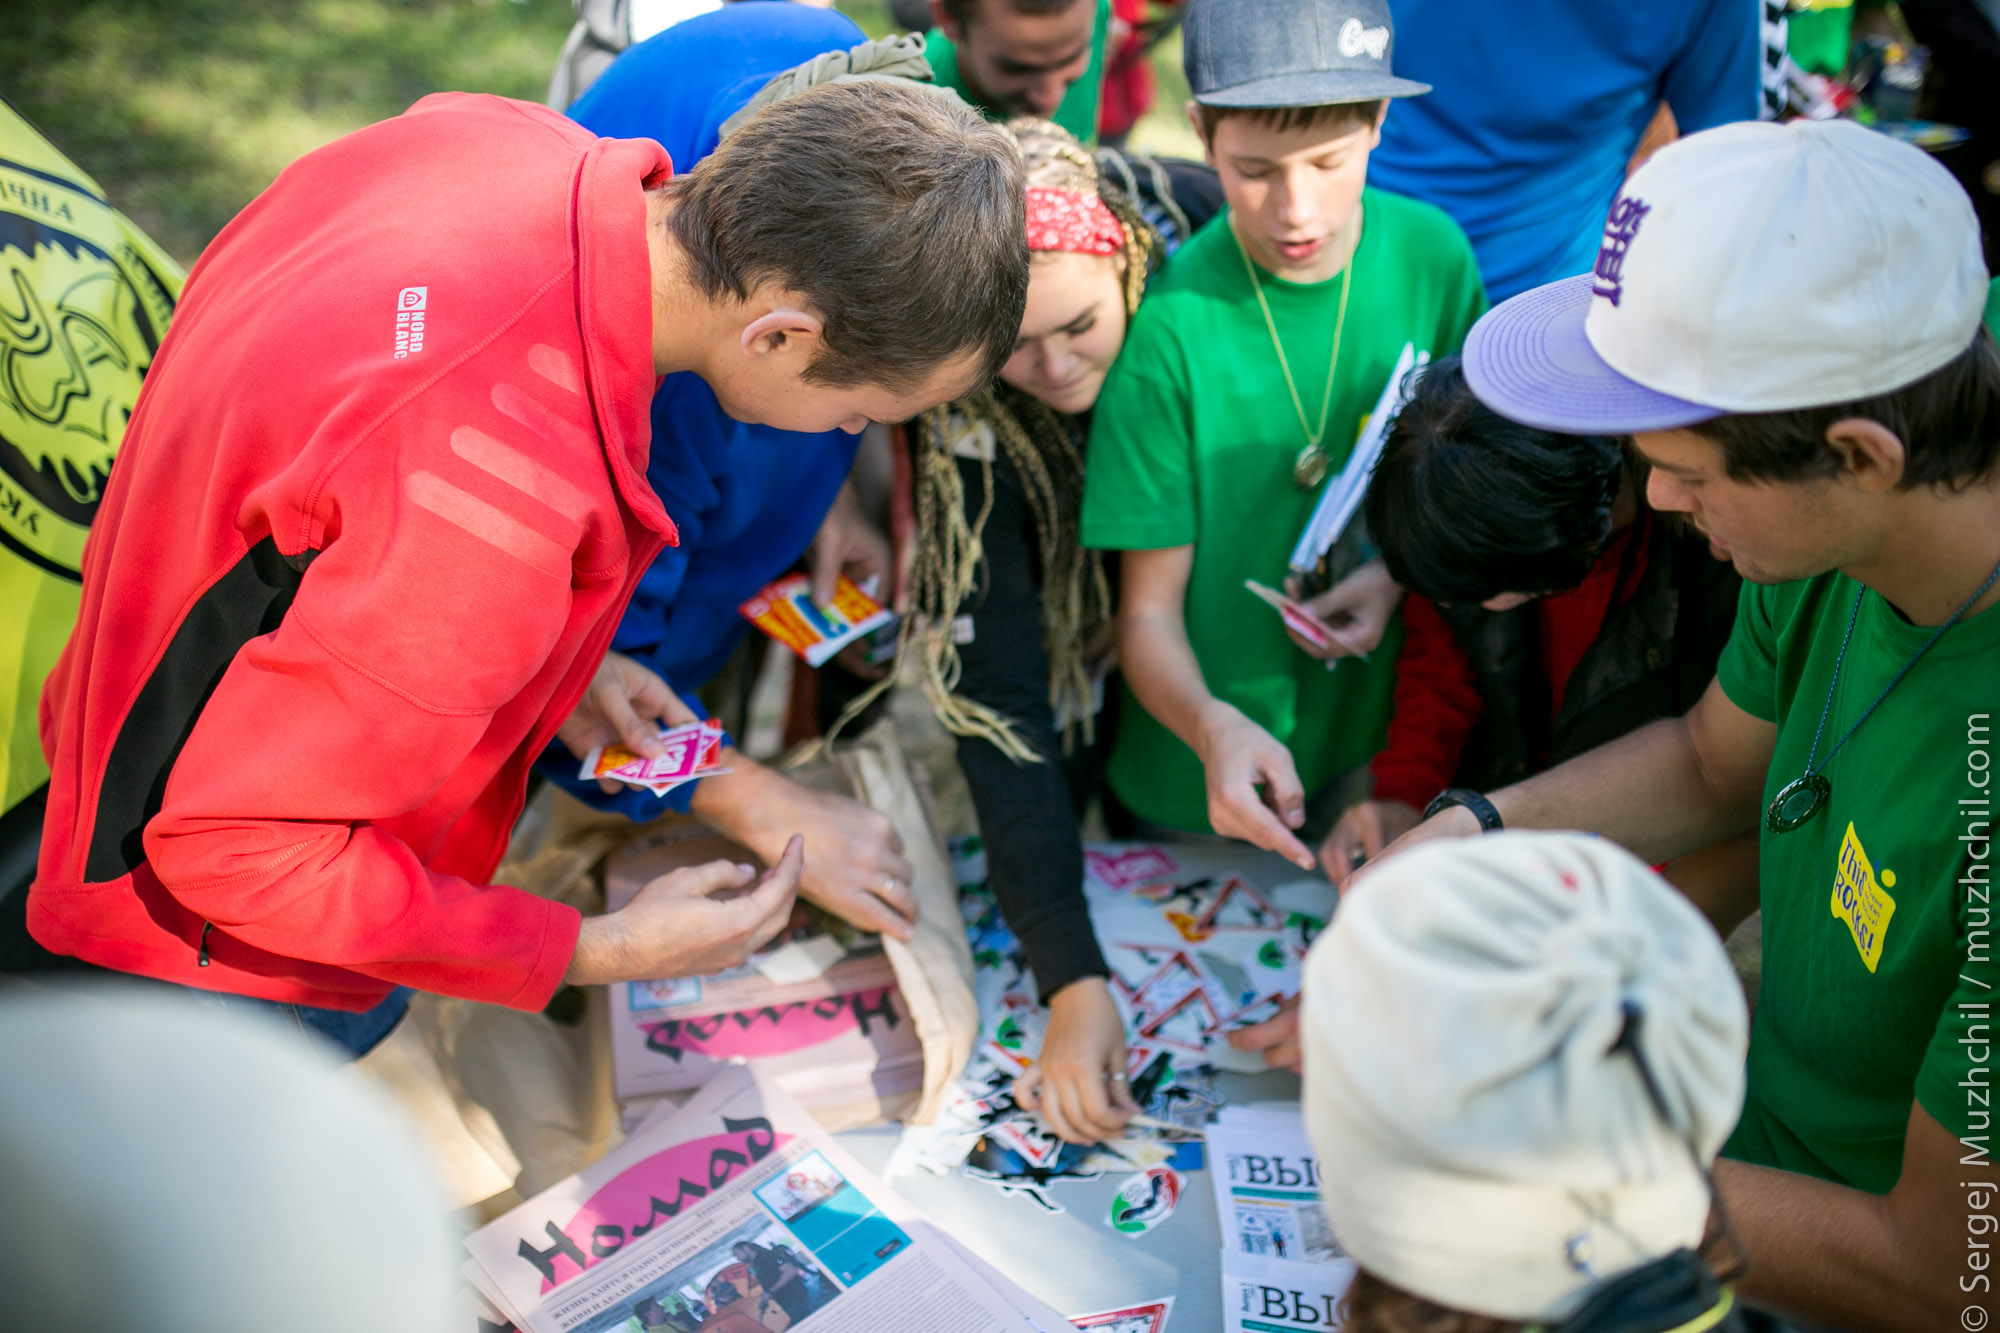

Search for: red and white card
xmin=578 ymin=718 xmax=727 ymax=796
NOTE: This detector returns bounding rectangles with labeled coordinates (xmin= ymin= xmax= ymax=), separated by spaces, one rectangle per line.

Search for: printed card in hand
xmin=741 ymin=572 xmax=896 ymax=667
xmin=579 ymin=719 xmax=726 ymax=796
xmin=1244 ymin=580 xmax=1370 ymax=662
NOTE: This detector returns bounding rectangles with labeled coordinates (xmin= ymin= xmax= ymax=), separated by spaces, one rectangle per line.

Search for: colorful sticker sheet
xmin=890 ymin=838 xmax=1325 ymax=1219
xmin=740 ymin=572 xmax=896 ymax=668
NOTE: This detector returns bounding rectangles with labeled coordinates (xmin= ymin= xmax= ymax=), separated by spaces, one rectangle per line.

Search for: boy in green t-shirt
xmin=923 ymin=0 xmax=1108 ymax=145
xmin=1385 ymin=121 xmax=1999 ymax=1326
xmin=1080 ymin=0 xmax=1485 ymax=868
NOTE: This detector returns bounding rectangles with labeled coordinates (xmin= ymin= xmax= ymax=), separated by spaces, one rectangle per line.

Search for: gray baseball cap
xmin=1186 ymin=0 xmax=1430 ymax=108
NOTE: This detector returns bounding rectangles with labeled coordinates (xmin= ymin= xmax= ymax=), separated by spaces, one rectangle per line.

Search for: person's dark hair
xmin=940 ymin=0 xmax=1088 ymax=28
xmin=667 ymin=81 xmax=1029 ymax=392
xmin=1687 ymin=326 xmax=2000 ymax=489
xmin=710 ymin=1279 xmax=740 ymax=1303
xmin=1192 ymin=100 xmax=1385 ymax=141
xmin=1366 ymin=355 xmax=1625 ymax=606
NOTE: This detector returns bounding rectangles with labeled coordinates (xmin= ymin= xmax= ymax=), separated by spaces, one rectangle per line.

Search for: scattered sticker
xmin=1108 ymin=1165 xmax=1183 ymax=1236
xmin=1069 ymin=1296 xmax=1174 ymax=1333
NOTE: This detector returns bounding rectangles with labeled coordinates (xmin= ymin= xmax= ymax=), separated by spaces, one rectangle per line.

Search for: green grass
xmin=1 ymin=0 xmax=1199 ymax=269
xmin=2 ymin=0 xmax=578 ymax=266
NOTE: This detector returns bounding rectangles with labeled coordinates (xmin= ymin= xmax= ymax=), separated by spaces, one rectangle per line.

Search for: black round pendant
xmin=1766 ymin=773 xmax=1831 ymax=833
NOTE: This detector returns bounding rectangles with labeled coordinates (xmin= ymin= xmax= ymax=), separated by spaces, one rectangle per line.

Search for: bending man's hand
xmin=1226 ymin=994 xmax=1302 ymax=1073
xmin=557 ymin=650 xmax=699 ymax=790
xmin=565 ymin=836 xmax=803 ymax=984
xmin=1196 ymin=701 xmax=1316 ymax=870
xmin=690 ymin=760 xmax=918 ymax=940
xmin=1015 ymin=977 xmax=1138 ymax=1144
xmin=1284 ymin=558 xmax=1403 ymax=661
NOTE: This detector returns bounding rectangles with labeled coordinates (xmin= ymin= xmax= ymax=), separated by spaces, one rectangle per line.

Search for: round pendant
xmin=1765 ymin=773 xmax=1831 ymax=834
xmin=1293 ymin=442 xmax=1330 ymax=490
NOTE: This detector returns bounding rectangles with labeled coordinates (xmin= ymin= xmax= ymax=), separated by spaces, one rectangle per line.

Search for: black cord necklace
xmin=1766 ymin=552 xmax=2000 ymax=833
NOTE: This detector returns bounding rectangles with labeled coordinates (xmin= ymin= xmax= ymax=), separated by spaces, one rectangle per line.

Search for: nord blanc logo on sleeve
xmin=393 ymin=286 xmax=428 ymax=359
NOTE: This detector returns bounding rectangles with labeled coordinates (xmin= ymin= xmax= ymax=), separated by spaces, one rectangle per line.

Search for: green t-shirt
xmin=1081 ymin=190 xmax=1487 ymax=832
xmin=1717 ymin=572 xmax=2000 ymax=1192
xmin=924 ymin=0 xmax=1109 ymax=145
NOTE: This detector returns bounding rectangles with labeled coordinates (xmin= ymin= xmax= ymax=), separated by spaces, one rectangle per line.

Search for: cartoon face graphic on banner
xmin=0 ymin=199 xmax=176 ymax=578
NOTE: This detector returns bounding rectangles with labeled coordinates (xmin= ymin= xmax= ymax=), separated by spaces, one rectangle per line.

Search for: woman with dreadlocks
xmin=841 ymin=121 xmax=1220 ymax=1144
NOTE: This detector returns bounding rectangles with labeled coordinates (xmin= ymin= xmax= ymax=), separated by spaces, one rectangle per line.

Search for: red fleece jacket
xmin=31 ymin=93 xmax=678 ymax=1012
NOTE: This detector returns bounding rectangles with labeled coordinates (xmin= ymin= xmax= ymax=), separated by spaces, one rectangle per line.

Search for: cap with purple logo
xmin=1464 ymin=119 xmax=1990 ymax=436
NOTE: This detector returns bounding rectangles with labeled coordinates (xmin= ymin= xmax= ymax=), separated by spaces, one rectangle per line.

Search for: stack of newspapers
xmin=465 ymin=1067 xmax=1079 ymax=1333
xmin=1206 ymin=1105 xmax=1356 ymax=1333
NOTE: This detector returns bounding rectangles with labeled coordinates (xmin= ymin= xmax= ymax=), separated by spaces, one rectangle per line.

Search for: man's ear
xmin=1823 ymin=417 xmax=1908 ymax=493
xmin=741 ymin=307 xmax=824 ymax=362
xmin=1187 ymin=100 xmax=1215 ymax=164
xmin=932 ymin=0 xmax=962 ymax=42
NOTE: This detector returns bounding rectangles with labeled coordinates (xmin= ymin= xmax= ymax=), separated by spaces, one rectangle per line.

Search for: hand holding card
xmin=1243 ymin=580 xmax=1371 ymax=663
xmin=579 ymin=719 xmax=729 ymax=797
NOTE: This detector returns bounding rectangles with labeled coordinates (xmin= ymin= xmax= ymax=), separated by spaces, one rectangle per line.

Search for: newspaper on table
xmin=889 ymin=839 xmax=1330 ymax=1212
xmin=464 ymin=1065 xmax=1077 ymax=1333
xmin=1207 ymin=1105 xmax=1356 ymax=1332
xmin=1286 ymin=341 xmax=1428 ymax=591
xmin=604 ymin=823 xmax=924 ymax=1115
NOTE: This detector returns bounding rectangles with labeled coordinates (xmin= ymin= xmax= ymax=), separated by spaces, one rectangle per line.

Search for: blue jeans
xmin=192 ymin=985 xmax=413 ymax=1061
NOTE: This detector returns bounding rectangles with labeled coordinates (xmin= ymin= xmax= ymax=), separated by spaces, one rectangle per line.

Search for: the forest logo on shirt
xmin=0 ymin=173 xmax=175 ymax=580
xmin=1833 ymin=822 xmax=1897 ymax=972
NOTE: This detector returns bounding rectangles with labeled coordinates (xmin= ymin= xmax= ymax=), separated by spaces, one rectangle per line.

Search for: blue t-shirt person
xmin=542 ymin=3 xmax=869 ymax=818
xmin=1368 ymin=0 xmax=1761 ymax=302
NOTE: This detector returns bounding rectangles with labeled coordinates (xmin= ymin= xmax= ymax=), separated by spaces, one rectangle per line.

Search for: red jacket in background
xmin=32 ymin=93 xmax=678 ymax=1012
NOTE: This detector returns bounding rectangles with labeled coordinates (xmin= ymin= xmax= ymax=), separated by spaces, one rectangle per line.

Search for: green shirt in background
xmin=1081 ymin=190 xmax=1487 ymax=832
xmin=924 ymin=0 xmax=1109 ymax=145
xmin=1786 ymin=0 xmax=1856 ymax=77
xmin=1986 ymin=275 xmax=1999 ymax=335
xmin=1717 ymin=572 xmax=2000 ymax=1191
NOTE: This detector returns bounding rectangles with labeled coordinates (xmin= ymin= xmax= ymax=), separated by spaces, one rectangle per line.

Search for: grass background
xmin=2 ymin=0 xmax=1201 ymax=269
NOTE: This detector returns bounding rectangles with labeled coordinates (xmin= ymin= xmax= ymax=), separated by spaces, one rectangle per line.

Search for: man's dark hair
xmin=940 ymin=0 xmax=1087 ymax=28
xmin=1192 ymin=100 xmax=1386 ymax=141
xmin=667 ymin=81 xmax=1029 ymax=392
xmin=1366 ymin=355 xmax=1625 ymax=606
xmin=1688 ymin=327 xmax=2000 ymax=488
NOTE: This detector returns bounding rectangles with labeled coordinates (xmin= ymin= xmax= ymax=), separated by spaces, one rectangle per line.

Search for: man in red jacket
xmin=12 ymin=83 xmax=1029 ymax=1054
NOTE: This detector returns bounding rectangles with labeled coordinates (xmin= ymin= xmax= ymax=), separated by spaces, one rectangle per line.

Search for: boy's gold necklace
xmin=1232 ymin=212 xmax=1357 ymax=490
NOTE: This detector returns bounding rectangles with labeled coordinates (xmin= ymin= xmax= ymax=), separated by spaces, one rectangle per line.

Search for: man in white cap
xmin=0 ymin=988 xmax=461 ymax=1331
xmin=1305 ymin=831 xmax=1752 ymax=1330
xmin=1382 ymin=119 xmax=1998 ymax=1329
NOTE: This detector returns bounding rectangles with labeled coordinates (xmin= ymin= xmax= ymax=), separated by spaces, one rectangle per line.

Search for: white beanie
xmin=1302 ymin=832 xmax=1747 ymax=1322
xmin=0 ymin=987 xmax=460 ymax=1333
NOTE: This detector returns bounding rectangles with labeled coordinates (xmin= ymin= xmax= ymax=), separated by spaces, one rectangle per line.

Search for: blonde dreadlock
xmin=827 ymin=119 xmax=1159 ymax=764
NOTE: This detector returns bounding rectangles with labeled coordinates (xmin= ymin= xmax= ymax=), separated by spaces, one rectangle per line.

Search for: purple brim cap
xmin=1462 ymin=274 xmax=1721 ymax=435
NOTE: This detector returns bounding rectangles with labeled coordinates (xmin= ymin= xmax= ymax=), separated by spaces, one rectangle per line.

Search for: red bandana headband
xmin=1025 ymin=186 xmax=1125 ymax=256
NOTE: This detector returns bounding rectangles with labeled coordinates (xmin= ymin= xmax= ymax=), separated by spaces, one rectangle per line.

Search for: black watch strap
xmin=1422 ymin=787 xmax=1504 ymax=833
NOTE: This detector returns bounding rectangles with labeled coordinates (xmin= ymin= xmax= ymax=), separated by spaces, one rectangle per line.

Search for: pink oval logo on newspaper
xmin=542 ymin=1129 xmax=796 ymax=1292
xmin=643 ymin=988 xmax=897 ymax=1059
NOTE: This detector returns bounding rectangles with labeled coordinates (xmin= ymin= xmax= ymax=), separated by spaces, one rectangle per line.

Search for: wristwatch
xmin=1422 ymin=787 xmax=1504 ymax=833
